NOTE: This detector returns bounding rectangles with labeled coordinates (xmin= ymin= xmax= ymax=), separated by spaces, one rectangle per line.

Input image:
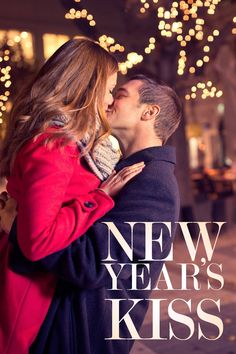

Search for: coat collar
xmin=117 ymin=145 xmax=176 ymax=170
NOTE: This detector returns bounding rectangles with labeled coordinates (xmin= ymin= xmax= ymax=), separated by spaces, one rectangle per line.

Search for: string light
xmin=63 ymin=0 xmax=232 ymax=80
xmin=65 ymin=7 xmax=96 ymax=27
xmin=0 ymin=50 xmax=12 ymax=123
xmin=64 ymin=0 xmax=160 ymax=74
xmin=233 ymin=17 xmax=236 ymax=35
xmin=185 ymin=81 xmax=223 ymax=100
xmin=187 ymin=29 xmax=220 ymax=74
xmin=0 ymin=30 xmax=33 ymax=129
xmin=177 ymin=49 xmax=187 ymax=75
xmin=1 ymin=30 xmax=33 ymax=63
xmin=119 ymin=52 xmax=143 ymax=75
xmin=99 ymin=35 xmax=125 ymax=53
xmin=144 ymin=37 xmax=156 ymax=54
xmin=138 ymin=0 xmax=157 ymax=14
xmin=155 ymin=0 xmax=225 ymax=82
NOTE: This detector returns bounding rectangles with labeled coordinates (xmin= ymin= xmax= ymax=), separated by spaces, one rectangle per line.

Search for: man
xmin=2 ymin=75 xmax=181 ymax=354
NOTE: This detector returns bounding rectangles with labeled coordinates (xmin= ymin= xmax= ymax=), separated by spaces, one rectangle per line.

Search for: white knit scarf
xmin=52 ymin=116 xmax=121 ymax=181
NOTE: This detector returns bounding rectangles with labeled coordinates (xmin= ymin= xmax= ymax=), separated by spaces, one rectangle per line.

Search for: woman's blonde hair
xmin=0 ymin=37 xmax=118 ymax=177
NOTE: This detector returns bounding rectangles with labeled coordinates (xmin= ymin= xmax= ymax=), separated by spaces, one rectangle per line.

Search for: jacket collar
xmin=117 ymin=146 xmax=176 ymax=170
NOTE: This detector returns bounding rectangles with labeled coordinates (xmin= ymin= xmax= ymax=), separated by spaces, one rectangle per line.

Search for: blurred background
xmin=0 ymin=0 xmax=236 ymax=226
xmin=0 ymin=1 xmax=236 ymax=353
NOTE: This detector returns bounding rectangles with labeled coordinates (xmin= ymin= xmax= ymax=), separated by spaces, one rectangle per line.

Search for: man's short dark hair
xmin=129 ymin=74 xmax=182 ymax=144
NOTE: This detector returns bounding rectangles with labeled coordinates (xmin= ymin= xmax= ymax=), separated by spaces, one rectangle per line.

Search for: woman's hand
xmin=0 ymin=193 xmax=17 ymax=234
xmin=100 ymin=161 xmax=145 ymax=197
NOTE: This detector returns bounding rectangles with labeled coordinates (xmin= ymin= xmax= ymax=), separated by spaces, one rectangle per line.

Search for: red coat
xmin=0 ymin=131 xmax=114 ymax=354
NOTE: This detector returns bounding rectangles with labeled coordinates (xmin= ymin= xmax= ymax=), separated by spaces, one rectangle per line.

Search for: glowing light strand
xmin=64 ymin=0 xmax=230 ymax=92
xmin=0 ymin=49 xmax=12 ymax=123
xmin=185 ymin=81 xmax=223 ymax=100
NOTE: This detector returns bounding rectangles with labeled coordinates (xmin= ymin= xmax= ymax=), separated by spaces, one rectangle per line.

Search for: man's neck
xmin=116 ymin=131 xmax=163 ymax=158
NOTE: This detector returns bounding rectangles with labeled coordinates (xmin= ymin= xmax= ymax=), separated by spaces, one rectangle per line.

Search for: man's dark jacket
xmin=10 ymin=146 xmax=180 ymax=354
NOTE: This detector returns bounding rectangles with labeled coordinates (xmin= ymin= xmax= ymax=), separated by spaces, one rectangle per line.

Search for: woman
xmin=0 ymin=37 xmax=145 ymax=354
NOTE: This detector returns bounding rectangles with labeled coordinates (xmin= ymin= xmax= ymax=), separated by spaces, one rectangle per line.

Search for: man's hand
xmin=0 ymin=192 xmax=17 ymax=234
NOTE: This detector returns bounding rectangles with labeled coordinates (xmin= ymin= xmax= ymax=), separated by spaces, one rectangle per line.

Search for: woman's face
xmin=103 ymin=72 xmax=117 ymax=111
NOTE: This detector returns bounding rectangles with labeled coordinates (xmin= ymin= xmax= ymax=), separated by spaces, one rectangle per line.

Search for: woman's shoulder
xmin=20 ymin=128 xmax=79 ymax=158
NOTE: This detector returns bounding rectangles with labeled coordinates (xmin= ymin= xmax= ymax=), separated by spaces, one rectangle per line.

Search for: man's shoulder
xmin=139 ymin=158 xmax=175 ymax=181
xmin=121 ymin=159 xmax=177 ymax=199
xmin=121 ymin=146 xmax=176 ymax=174
xmin=116 ymin=146 xmax=178 ymax=196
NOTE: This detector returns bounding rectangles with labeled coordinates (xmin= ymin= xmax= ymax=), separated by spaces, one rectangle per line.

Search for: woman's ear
xmin=141 ymin=104 xmax=160 ymax=121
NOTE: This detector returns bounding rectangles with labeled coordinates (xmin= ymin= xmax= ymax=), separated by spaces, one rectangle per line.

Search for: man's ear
xmin=141 ymin=104 xmax=160 ymax=121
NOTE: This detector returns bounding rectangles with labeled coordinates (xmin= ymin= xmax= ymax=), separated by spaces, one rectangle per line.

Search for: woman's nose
xmin=108 ymin=95 xmax=114 ymax=106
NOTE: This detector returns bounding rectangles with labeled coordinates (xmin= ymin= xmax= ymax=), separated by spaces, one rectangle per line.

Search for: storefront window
xmin=0 ymin=30 xmax=34 ymax=63
xmin=43 ymin=33 xmax=70 ymax=60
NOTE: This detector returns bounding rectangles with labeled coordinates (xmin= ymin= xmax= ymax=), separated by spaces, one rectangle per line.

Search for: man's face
xmin=107 ymin=80 xmax=146 ymax=133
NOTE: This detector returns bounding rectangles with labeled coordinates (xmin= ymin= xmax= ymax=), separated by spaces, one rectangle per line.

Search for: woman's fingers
xmin=119 ymin=162 xmax=145 ymax=173
xmin=99 ymin=161 xmax=146 ymax=197
xmin=118 ymin=166 xmax=144 ymax=182
xmin=100 ymin=162 xmax=145 ymax=197
xmin=115 ymin=162 xmax=145 ymax=182
xmin=105 ymin=170 xmax=116 ymax=182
